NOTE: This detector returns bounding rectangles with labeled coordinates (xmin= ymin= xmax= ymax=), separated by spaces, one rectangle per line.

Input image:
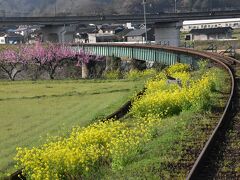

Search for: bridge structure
xmin=72 ymin=43 xmax=201 ymax=70
xmin=2 ymin=10 xmax=240 ymax=46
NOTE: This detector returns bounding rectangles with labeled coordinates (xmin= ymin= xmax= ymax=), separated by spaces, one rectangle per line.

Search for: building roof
xmin=78 ymin=27 xmax=98 ymax=34
xmin=76 ymin=24 xmax=98 ymax=34
xmin=0 ymin=32 xmax=6 ymax=37
xmin=190 ymin=27 xmax=233 ymax=35
xmin=125 ymin=28 xmax=151 ymax=37
xmin=115 ymin=29 xmax=133 ymax=37
xmin=100 ymin=24 xmax=124 ymax=32
xmin=6 ymin=32 xmax=24 ymax=38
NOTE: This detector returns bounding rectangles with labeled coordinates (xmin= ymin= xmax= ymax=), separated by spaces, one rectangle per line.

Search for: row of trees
xmin=0 ymin=42 xmax=104 ymax=80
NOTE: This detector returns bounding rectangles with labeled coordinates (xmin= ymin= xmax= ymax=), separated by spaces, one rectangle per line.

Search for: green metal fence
xmin=72 ymin=44 xmax=197 ymax=66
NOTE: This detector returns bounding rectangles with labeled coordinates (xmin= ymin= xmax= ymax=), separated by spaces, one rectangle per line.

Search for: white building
xmin=88 ymin=33 xmax=116 ymax=43
xmin=182 ymin=18 xmax=240 ymax=32
xmin=189 ymin=27 xmax=233 ymax=41
xmin=125 ymin=28 xmax=154 ymax=43
xmin=0 ymin=33 xmax=6 ymax=44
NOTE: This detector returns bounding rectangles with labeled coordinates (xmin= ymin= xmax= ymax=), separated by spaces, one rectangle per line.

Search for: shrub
xmin=124 ymin=69 xmax=141 ymax=80
xmin=198 ymin=60 xmax=209 ymax=70
xmin=124 ymin=69 xmax=157 ymax=80
xmin=197 ymin=60 xmax=210 ymax=76
xmin=166 ymin=63 xmax=191 ymax=75
xmin=142 ymin=69 xmax=157 ymax=78
xmin=130 ymin=66 xmax=220 ymax=118
xmin=103 ymin=70 xmax=122 ymax=79
xmin=151 ymin=61 xmax=167 ymax=72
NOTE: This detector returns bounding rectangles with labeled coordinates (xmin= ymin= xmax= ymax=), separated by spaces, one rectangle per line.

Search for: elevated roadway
xmin=3 ymin=10 xmax=240 ymax=47
xmin=1 ymin=10 xmax=240 ymax=25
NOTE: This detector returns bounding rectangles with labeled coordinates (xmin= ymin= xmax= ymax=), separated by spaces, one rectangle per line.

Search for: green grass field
xmin=0 ymin=79 xmax=144 ymax=177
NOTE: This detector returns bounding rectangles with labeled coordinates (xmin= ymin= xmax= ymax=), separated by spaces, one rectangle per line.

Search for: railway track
xmin=8 ymin=45 xmax=240 ymax=179
xmin=147 ymin=45 xmax=239 ymax=179
xmin=79 ymin=44 xmax=240 ymax=179
xmin=95 ymin=44 xmax=240 ymax=179
xmin=131 ymin=45 xmax=240 ymax=179
xmin=131 ymin=44 xmax=239 ymax=179
xmin=184 ymin=52 xmax=240 ymax=179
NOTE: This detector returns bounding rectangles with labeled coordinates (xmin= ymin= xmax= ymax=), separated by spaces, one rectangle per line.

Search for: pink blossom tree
xmin=28 ymin=42 xmax=76 ymax=79
xmin=30 ymin=42 xmax=104 ymax=79
xmin=0 ymin=46 xmax=29 ymax=81
xmin=0 ymin=42 xmax=105 ymax=80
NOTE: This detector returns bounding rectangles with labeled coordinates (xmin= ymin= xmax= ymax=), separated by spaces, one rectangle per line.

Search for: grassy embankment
xmin=102 ymin=67 xmax=230 ymax=179
xmin=0 ymin=79 xmax=144 ymax=177
xmin=14 ymin=64 xmax=231 ymax=179
xmin=102 ymin=65 xmax=230 ymax=179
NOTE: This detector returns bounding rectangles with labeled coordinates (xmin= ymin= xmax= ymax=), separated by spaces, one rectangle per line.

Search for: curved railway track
xmin=8 ymin=45 xmax=240 ymax=180
xmin=151 ymin=45 xmax=239 ymax=179
xmin=140 ymin=44 xmax=239 ymax=179
xmin=98 ymin=44 xmax=240 ymax=179
xmin=184 ymin=52 xmax=240 ymax=179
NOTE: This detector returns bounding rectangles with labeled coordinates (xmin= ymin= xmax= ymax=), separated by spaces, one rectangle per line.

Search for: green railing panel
xmin=74 ymin=44 xmax=195 ymax=66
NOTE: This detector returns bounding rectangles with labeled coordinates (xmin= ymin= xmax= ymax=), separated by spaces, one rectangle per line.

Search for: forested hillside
xmin=0 ymin=0 xmax=239 ymax=16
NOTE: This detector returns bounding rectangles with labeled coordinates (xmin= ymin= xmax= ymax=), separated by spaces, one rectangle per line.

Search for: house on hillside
xmin=5 ymin=32 xmax=24 ymax=44
xmin=88 ymin=33 xmax=118 ymax=43
xmin=0 ymin=32 xmax=24 ymax=44
xmin=115 ymin=29 xmax=133 ymax=42
xmin=87 ymin=24 xmax=126 ymax=43
xmin=75 ymin=25 xmax=99 ymax=43
xmin=125 ymin=28 xmax=155 ymax=43
xmin=99 ymin=24 xmax=124 ymax=34
xmin=189 ymin=27 xmax=233 ymax=41
xmin=0 ymin=32 xmax=6 ymax=44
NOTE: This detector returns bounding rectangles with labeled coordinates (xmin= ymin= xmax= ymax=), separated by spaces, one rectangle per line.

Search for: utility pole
xmin=143 ymin=0 xmax=147 ymax=43
xmin=210 ymin=0 xmax=213 ymax=11
xmin=190 ymin=0 xmax=192 ymax=12
xmin=54 ymin=3 xmax=57 ymax=16
xmin=70 ymin=0 xmax=73 ymax=15
xmin=174 ymin=0 xmax=177 ymax=13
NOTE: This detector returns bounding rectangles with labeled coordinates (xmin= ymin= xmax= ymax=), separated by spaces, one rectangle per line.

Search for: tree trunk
xmin=82 ymin=62 xmax=89 ymax=79
xmin=0 ymin=66 xmax=13 ymax=81
xmin=49 ymin=65 xmax=58 ymax=80
xmin=112 ymin=56 xmax=121 ymax=71
xmin=9 ymin=75 xmax=14 ymax=81
xmin=105 ymin=56 xmax=112 ymax=71
xmin=11 ymin=69 xmax=22 ymax=81
xmin=50 ymin=73 xmax=55 ymax=80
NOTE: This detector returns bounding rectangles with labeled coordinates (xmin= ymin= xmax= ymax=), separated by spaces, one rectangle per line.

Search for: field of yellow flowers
xmin=15 ymin=63 xmax=226 ymax=179
xmin=131 ymin=63 xmax=217 ymax=118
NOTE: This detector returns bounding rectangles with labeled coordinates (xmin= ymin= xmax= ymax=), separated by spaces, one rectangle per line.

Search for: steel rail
xmin=184 ymin=52 xmax=236 ymax=180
